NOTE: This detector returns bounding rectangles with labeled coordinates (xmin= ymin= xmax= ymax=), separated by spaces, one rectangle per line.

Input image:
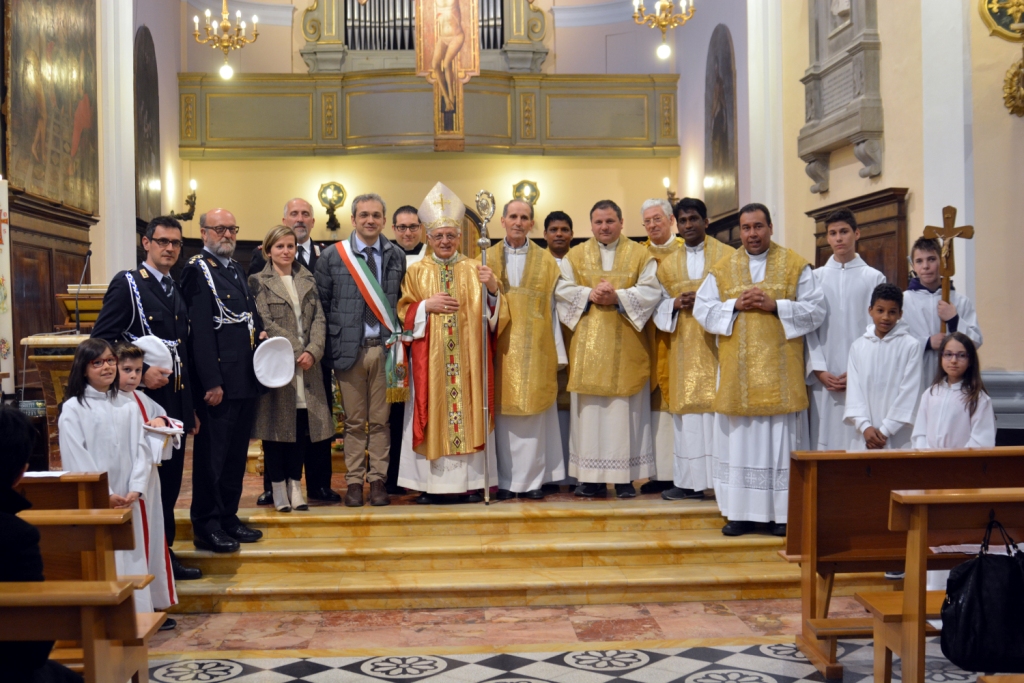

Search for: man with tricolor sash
xmin=396 ymin=182 xmax=508 ymax=503
xmin=315 ymin=193 xmax=408 ymax=508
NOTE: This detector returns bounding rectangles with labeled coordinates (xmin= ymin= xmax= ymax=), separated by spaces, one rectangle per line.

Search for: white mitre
xmin=418 ymin=182 xmax=466 ymax=233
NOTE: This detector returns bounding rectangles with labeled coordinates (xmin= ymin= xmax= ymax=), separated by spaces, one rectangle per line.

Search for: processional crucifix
xmin=922 ymin=206 xmax=974 ymax=333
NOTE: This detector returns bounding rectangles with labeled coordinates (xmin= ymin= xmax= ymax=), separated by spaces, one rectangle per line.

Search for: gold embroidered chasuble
xmin=549 ymin=248 xmax=573 ymax=411
xmin=397 ymin=255 xmax=509 ymax=460
xmin=710 ymin=243 xmax=809 ymax=417
xmin=656 ymin=236 xmax=735 ymax=414
xmin=644 ymin=236 xmax=684 ymax=411
xmin=487 ymin=241 xmax=561 ymax=416
xmin=565 ymin=237 xmax=653 ymax=398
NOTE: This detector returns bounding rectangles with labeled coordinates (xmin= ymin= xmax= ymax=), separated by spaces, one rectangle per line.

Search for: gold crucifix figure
xmin=922 ymin=205 xmax=974 ymax=333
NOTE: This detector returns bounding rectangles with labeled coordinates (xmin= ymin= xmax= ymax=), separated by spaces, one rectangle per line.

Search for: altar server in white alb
xmin=489 ymin=200 xmax=567 ymax=500
xmin=555 ymin=200 xmax=662 ymax=498
xmin=57 ymin=339 xmax=156 ymax=614
xmin=694 ymin=203 xmax=825 ymax=537
xmin=804 ymin=209 xmax=886 ymax=450
xmin=912 ymin=332 xmax=995 ymax=450
xmin=653 ymin=198 xmax=734 ymax=501
xmin=843 ymin=284 xmax=923 ymax=451
xmin=903 ymin=236 xmax=983 ymax=396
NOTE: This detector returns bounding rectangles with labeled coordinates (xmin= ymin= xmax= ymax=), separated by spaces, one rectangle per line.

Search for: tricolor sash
xmin=338 ymin=239 xmax=412 ymax=402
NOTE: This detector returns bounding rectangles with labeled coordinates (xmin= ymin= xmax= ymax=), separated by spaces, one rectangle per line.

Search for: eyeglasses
xmin=430 ymin=233 xmax=459 ymax=243
xmin=394 ymin=224 xmax=421 ymax=233
xmin=149 ymin=238 xmax=183 ymax=249
xmin=942 ymin=352 xmax=968 ymax=361
xmin=89 ymin=357 xmax=118 ymax=369
xmin=204 ymin=225 xmax=240 ymax=236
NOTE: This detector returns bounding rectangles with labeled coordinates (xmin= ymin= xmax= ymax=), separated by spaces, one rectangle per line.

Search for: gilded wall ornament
xmin=980 ymin=0 xmax=1024 ymax=42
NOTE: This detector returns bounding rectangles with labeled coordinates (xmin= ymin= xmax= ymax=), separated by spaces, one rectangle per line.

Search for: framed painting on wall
xmin=4 ymin=0 xmax=99 ymax=216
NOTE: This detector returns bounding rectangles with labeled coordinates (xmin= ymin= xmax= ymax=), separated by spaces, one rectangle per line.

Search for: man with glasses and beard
xmin=252 ymin=198 xmax=342 ymax=507
xmin=182 ymin=209 xmax=266 ymax=553
xmin=91 ymin=215 xmax=202 ymax=581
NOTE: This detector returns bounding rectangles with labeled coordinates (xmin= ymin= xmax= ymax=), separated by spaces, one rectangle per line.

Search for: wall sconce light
xmin=663 ymin=176 xmax=677 ymax=205
xmin=170 ymin=179 xmax=198 ymax=221
xmin=318 ymin=181 xmax=347 ymax=234
xmin=512 ymin=180 xmax=540 ymax=206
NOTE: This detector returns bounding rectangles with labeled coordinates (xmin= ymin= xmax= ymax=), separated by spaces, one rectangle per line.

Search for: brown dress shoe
xmin=369 ymin=480 xmax=391 ymax=507
xmin=344 ymin=483 xmax=364 ymax=507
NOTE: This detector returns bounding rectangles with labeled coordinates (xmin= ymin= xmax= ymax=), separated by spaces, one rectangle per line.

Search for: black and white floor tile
xmin=148 ymin=639 xmax=979 ymax=683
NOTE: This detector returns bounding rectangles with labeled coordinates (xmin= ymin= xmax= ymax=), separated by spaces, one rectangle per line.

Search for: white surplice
xmin=843 ymin=320 xmax=923 ymax=450
xmin=805 ymin=256 xmax=886 ymax=450
xmin=911 ymin=381 xmax=996 ymax=449
xmin=693 ymin=249 xmax=825 ymax=523
xmin=652 ymin=241 xmax=716 ymax=492
xmin=397 ymin=292 xmax=501 ymax=494
xmin=549 ymin=254 xmax=577 ymax=487
xmin=58 ymin=386 xmax=155 ymax=612
xmin=555 ymin=239 xmax=662 ymax=484
xmin=902 ymin=286 xmax=983 ymax=395
xmin=494 ymin=240 xmax=568 ymax=493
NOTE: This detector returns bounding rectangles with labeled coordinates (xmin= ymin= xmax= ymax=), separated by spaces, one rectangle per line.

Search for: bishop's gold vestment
xmin=398 ymin=255 xmax=508 ymax=460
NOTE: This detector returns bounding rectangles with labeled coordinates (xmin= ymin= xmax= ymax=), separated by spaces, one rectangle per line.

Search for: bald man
xmin=182 ymin=209 xmax=266 ymax=553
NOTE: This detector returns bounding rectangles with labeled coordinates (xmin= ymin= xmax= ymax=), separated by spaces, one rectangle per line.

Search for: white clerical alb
xmin=693 ymin=249 xmax=825 ymax=524
xmin=902 ymin=285 xmax=982 ymax=395
xmin=805 ymin=255 xmax=886 ymax=450
xmin=912 ymin=381 xmax=996 ymax=449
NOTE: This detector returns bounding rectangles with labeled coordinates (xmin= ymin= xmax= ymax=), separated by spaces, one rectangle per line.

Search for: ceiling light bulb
xmin=190 ymin=179 xmax=198 ymax=191
xmin=657 ymin=42 xmax=671 ymax=60
xmin=219 ymin=63 xmax=234 ymax=79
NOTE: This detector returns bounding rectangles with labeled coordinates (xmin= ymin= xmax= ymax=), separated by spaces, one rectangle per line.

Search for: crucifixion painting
xmin=416 ymin=0 xmax=479 ymax=150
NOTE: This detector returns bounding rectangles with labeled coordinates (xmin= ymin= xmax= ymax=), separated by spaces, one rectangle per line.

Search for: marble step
xmin=172 ymin=528 xmax=785 ymax=574
xmin=171 ymin=562 xmax=894 ymax=613
xmin=173 ymin=499 xmax=726 ymax=540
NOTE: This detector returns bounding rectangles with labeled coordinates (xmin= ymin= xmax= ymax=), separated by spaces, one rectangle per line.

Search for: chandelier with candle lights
xmin=193 ymin=0 xmax=260 ymax=79
xmin=633 ymin=0 xmax=694 ymax=60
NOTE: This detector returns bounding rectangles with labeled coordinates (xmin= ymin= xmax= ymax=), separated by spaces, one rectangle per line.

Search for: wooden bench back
xmin=15 ymin=473 xmax=110 ymax=511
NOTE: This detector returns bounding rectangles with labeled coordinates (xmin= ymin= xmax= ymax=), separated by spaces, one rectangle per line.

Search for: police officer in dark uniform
xmin=182 ymin=208 xmax=265 ymax=554
xmin=249 ymin=198 xmax=341 ymax=506
xmin=91 ymin=215 xmax=201 ymax=582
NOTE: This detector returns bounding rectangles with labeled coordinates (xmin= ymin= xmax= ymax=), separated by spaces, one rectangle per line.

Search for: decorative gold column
xmin=300 ymin=0 xmax=348 ymax=72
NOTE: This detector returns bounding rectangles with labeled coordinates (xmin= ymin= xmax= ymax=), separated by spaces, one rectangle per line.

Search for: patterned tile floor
xmin=148 ymin=638 xmax=978 ymax=683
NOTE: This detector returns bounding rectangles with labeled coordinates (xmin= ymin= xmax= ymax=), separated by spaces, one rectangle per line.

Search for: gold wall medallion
xmin=980 ymin=0 xmax=1024 ymax=41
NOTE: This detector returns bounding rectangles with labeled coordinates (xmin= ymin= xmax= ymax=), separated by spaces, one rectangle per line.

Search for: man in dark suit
xmin=182 ymin=208 xmax=265 ymax=553
xmin=1 ymin=407 xmax=83 ymax=683
xmin=91 ymin=215 xmax=201 ymax=581
xmin=249 ymin=198 xmax=341 ymax=506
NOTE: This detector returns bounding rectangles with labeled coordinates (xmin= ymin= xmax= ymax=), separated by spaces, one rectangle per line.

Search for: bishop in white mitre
xmin=693 ymin=204 xmax=824 ymax=536
xmin=804 ymin=210 xmax=885 ymax=450
xmin=555 ymin=200 xmax=662 ymax=497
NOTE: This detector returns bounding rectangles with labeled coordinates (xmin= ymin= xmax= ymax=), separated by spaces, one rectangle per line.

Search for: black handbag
xmin=940 ymin=519 xmax=1024 ymax=673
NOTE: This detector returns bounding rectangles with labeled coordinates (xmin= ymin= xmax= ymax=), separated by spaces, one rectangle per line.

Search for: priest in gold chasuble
xmin=640 ymin=199 xmax=684 ymax=493
xmin=652 ymin=198 xmax=735 ymax=502
xmin=554 ymin=200 xmax=662 ymax=498
xmin=397 ymin=183 xmax=507 ymax=499
xmin=488 ymin=200 xmax=567 ymax=500
xmin=543 ymin=211 xmax=577 ymax=488
xmin=693 ymin=204 xmax=824 ymax=536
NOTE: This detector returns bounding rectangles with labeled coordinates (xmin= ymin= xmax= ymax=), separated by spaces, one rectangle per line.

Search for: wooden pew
xmin=15 ymin=472 xmax=110 ymax=511
xmin=786 ymin=447 xmax=1024 ymax=679
xmin=857 ymin=488 xmax=1024 ymax=683
xmin=0 ymin=581 xmax=165 ymax=683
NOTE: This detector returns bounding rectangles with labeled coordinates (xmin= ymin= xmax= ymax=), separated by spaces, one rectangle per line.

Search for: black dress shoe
xmin=721 ymin=520 xmax=756 ymax=536
xmin=464 ymin=492 xmax=483 ymax=503
xmin=415 ymin=492 xmax=435 ymax=505
xmin=193 ymin=530 xmax=240 ymax=553
xmin=541 ymin=483 xmax=561 ymax=493
xmin=159 ymin=617 xmax=177 ymax=631
xmin=615 ymin=483 xmax=637 ymax=498
xmin=521 ymin=489 xmax=545 ymax=500
xmin=661 ymin=487 xmax=703 ymax=501
xmin=256 ymin=490 xmax=274 ymax=506
xmin=223 ymin=524 xmax=263 ymax=543
xmin=772 ymin=523 xmax=787 ymax=537
xmin=385 ymin=485 xmax=406 ymax=495
xmin=170 ymin=550 xmax=202 ymax=581
xmin=639 ymin=480 xmax=672 ymax=494
xmin=574 ymin=483 xmax=606 ymax=497
xmin=496 ymin=489 xmax=515 ymax=501
xmin=308 ymin=487 xmax=342 ymax=503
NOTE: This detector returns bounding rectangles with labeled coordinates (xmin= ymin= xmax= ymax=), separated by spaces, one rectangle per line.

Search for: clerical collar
xmin=685 ymin=241 xmax=705 ymax=254
xmin=746 ymin=249 xmax=769 ymax=262
xmin=432 ymin=253 xmax=461 ymax=266
xmin=141 ymin=261 xmax=169 ymax=283
xmin=202 ymin=247 xmax=233 ymax=269
xmin=597 ymin=237 xmax=620 ymax=252
xmin=401 ymin=243 xmax=425 ymax=256
xmin=504 ymin=238 xmax=529 ymax=254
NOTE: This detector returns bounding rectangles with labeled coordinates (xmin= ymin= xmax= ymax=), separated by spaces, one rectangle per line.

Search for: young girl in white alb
xmin=57 ymin=338 xmax=155 ymax=613
xmin=114 ymin=343 xmax=179 ymax=615
xmin=911 ymin=332 xmax=995 ymax=449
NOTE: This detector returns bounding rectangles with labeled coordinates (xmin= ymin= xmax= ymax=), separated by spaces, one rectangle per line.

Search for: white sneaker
xmin=272 ymin=481 xmax=291 ymax=512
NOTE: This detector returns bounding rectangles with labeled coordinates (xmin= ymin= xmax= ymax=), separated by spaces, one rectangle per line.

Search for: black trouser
xmin=386 ymin=401 xmax=404 ymax=490
xmin=264 ymin=410 xmax=322 ymax=483
xmin=191 ymin=397 xmax=256 ymax=536
xmin=263 ymin=366 xmax=335 ymax=494
xmin=158 ymin=440 xmax=186 ymax=546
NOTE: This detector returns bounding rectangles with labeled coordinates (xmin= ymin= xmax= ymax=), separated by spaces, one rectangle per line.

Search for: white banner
xmin=0 ymin=179 xmax=13 ymax=395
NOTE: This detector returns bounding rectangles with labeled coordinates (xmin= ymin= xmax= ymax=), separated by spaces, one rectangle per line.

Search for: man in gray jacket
xmin=315 ymin=194 xmax=407 ymax=507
